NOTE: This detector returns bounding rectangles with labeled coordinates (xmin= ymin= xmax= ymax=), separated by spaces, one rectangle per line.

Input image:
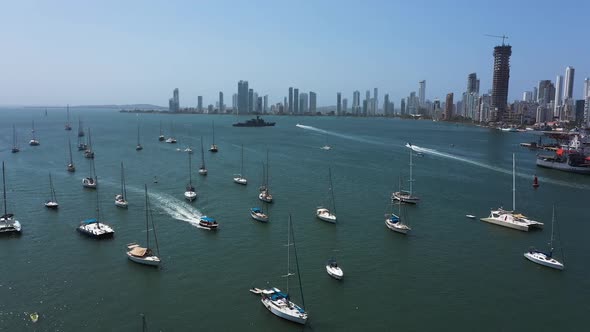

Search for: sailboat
xmin=258 ymin=151 xmax=273 ymax=203
xmin=480 ymin=153 xmax=544 ymax=231
xmin=64 ymin=105 xmax=72 ymax=131
xmin=77 ymin=117 xmax=85 ymax=137
xmin=83 ymin=128 xmax=94 ymax=158
xmin=198 ymin=137 xmax=208 ymax=175
xmin=29 ymin=120 xmax=40 ymax=146
xmin=158 ymin=121 xmax=165 ymax=141
xmin=44 ymin=173 xmax=59 ymax=209
xmin=77 ymin=183 xmax=115 ymax=238
xmin=127 ymin=185 xmax=161 ymax=266
xmin=524 ymin=206 xmax=564 ymax=270
xmin=250 ymin=207 xmax=269 ymax=222
xmin=115 ymin=162 xmax=129 ymax=208
xmin=316 ymin=167 xmax=336 ymax=223
xmin=385 ymin=177 xmax=411 ymax=234
xmin=393 ymin=147 xmax=419 ymax=204
xmin=259 ymin=215 xmax=308 ymax=325
xmin=82 ymin=158 xmax=97 ymax=189
xmin=233 ymin=144 xmax=247 ymax=185
xmin=11 ymin=124 xmax=19 ymax=153
xmin=0 ymin=162 xmax=22 ymax=233
xmin=67 ymin=137 xmax=76 ymax=172
xmin=184 ymin=152 xmax=197 ymax=201
xmin=165 ymin=122 xmax=177 ymax=144
xmin=209 ymin=121 xmax=218 ymax=152
xmin=136 ymin=122 xmax=143 ymax=151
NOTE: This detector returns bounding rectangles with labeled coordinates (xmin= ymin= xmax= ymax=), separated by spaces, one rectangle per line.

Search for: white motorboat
xmin=393 ymin=147 xmax=420 ymax=204
xmin=326 ymin=259 xmax=343 ymax=280
xmin=44 ymin=173 xmax=59 ymax=209
xmin=0 ymin=162 xmax=22 ymax=233
xmin=523 ymin=206 xmax=564 ymax=270
xmin=114 ymin=163 xmax=129 ymax=208
xmin=259 ymin=216 xmax=308 ymax=325
xmin=320 ymin=145 xmax=331 ymax=150
xmin=316 ymin=167 xmax=337 ymax=223
xmin=184 ymin=152 xmax=197 ymax=201
xmin=198 ymin=216 xmax=219 ymax=230
xmin=250 ymin=207 xmax=268 ymax=222
xmin=233 ymin=144 xmax=247 ymax=184
xmin=126 ymin=185 xmax=161 ymax=267
xmin=198 ymin=137 xmax=207 ymax=175
xmin=466 ymin=214 xmax=476 ymax=219
xmin=480 ymin=154 xmax=544 ymax=231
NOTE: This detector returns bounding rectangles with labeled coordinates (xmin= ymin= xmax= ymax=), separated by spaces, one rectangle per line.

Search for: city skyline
xmin=1 ymin=0 xmax=589 ymax=107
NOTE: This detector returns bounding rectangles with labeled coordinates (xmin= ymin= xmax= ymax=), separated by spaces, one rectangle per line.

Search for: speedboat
xmin=385 ymin=213 xmax=411 ymax=234
xmin=250 ymin=207 xmax=268 ymax=222
xmin=320 ymin=145 xmax=332 ymax=150
xmin=126 ymin=243 xmax=160 ymax=266
xmin=82 ymin=177 xmax=97 ymax=189
xmin=198 ymin=216 xmax=219 ymax=230
xmin=260 ymin=288 xmax=307 ymax=325
xmin=326 ymin=259 xmax=343 ymax=280
xmin=233 ymin=175 xmax=247 ymax=185
xmin=184 ymin=185 xmax=197 ymax=201
xmin=77 ymin=219 xmax=114 ymax=238
xmin=115 ymin=194 xmax=128 ymax=208
xmin=316 ymin=208 xmax=336 ymax=223
xmin=524 ymin=249 xmax=564 ymax=270
xmin=29 ymin=139 xmax=40 ymax=146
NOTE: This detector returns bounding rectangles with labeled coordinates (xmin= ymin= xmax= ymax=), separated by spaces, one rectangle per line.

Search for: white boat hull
xmin=385 ymin=219 xmax=410 ymax=234
xmin=261 ymin=296 xmax=307 ymax=325
xmin=199 ymin=169 xmax=208 ymax=175
xmin=524 ymin=251 xmax=564 ymax=270
xmin=259 ymin=192 xmax=273 ymax=203
xmin=316 ymin=209 xmax=336 ymax=223
xmin=115 ymin=200 xmax=128 ymax=208
xmin=326 ymin=265 xmax=343 ymax=280
xmin=392 ymin=192 xmax=419 ymax=204
xmin=234 ymin=177 xmax=247 ymax=185
xmin=251 ymin=212 xmax=268 ymax=222
xmin=0 ymin=219 xmax=21 ymax=233
xmin=480 ymin=217 xmax=529 ymax=231
xmin=184 ymin=191 xmax=197 ymax=201
xmin=45 ymin=201 xmax=59 ymax=209
xmin=126 ymin=251 xmax=161 ymax=266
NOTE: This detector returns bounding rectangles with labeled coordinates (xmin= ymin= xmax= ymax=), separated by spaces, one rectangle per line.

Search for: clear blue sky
xmin=1 ymin=0 xmax=588 ymax=107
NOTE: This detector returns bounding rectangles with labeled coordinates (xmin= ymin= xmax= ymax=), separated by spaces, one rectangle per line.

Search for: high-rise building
xmin=263 ymin=95 xmax=268 ymax=113
xmin=444 ymin=93 xmax=454 ymax=120
xmin=232 ymin=93 xmax=237 ymax=112
xmin=299 ymin=93 xmax=309 ymax=114
xmin=253 ymin=92 xmax=258 ymax=112
xmin=288 ymin=87 xmax=293 ymax=114
xmin=400 ymin=98 xmax=406 ymax=115
xmin=256 ymin=96 xmax=262 ymax=113
xmin=248 ymin=89 xmax=254 ymax=113
xmin=522 ymin=91 xmax=532 ymax=102
xmin=554 ymin=75 xmax=563 ymax=117
xmin=384 ymin=94 xmax=390 ymax=116
xmin=467 ymin=73 xmax=478 ymax=93
xmin=342 ymin=98 xmax=348 ymax=114
xmin=584 ymin=78 xmax=590 ymax=99
xmin=197 ymin=96 xmax=203 ymax=112
xmin=537 ymin=80 xmax=554 ymax=104
xmin=491 ymin=44 xmax=512 ymax=121
xmin=238 ymin=80 xmax=249 ymax=115
xmin=293 ymin=89 xmax=299 ymax=114
xmin=564 ymin=66 xmax=575 ymax=100
xmin=352 ymin=90 xmax=360 ymax=115
xmin=373 ymin=88 xmax=379 ymax=113
xmin=283 ymin=97 xmax=288 ymax=114
xmin=309 ymin=92 xmax=317 ymax=114
xmin=173 ymin=88 xmax=179 ymax=112
xmin=532 ymin=87 xmax=538 ymax=102
xmin=218 ymin=92 xmax=224 ymax=113
xmin=362 ymin=99 xmax=368 ymax=116
xmin=336 ymin=92 xmax=342 ymax=116
xmin=418 ymin=80 xmax=426 ymax=105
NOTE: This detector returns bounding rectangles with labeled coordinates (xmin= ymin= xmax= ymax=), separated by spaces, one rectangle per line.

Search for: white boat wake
xmin=406 ymin=144 xmax=590 ymax=190
xmin=296 ymin=124 xmax=387 ymax=146
xmin=125 ymin=184 xmax=203 ymax=225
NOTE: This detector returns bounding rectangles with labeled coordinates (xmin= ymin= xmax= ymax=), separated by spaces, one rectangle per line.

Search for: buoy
xmin=30 ymin=312 xmax=39 ymax=323
xmin=533 ymin=175 xmax=539 ymax=189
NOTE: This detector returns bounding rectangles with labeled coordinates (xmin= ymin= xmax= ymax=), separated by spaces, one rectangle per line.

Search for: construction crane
xmin=484 ymin=34 xmax=509 ymax=46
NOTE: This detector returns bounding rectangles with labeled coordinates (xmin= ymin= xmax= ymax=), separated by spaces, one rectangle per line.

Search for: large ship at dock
xmin=233 ymin=116 xmax=275 ymax=127
xmin=534 ymin=132 xmax=590 ymax=175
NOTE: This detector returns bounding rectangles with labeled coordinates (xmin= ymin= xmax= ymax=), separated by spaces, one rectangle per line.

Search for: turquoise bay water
xmin=1 ymin=108 xmax=589 ymax=331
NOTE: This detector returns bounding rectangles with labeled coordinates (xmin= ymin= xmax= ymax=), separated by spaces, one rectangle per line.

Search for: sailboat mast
xmin=145 ymin=184 xmax=149 ymax=248
xmin=137 ymin=123 xmax=140 ymax=145
xmin=290 ymin=216 xmax=306 ymax=309
xmin=550 ymin=205 xmax=555 ymax=255
xmin=212 ymin=121 xmax=215 ymax=144
xmin=95 ymin=177 xmax=100 ymax=224
xmin=68 ymin=137 xmax=74 ymax=164
xmin=2 ymin=162 xmax=7 ymax=216
xmin=512 ymin=153 xmax=516 ymax=211
xmin=286 ymin=215 xmax=291 ymax=295
xmin=266 ymin=150 xmax=270 ymax=191
xmin=121 ymin=162 xmax=126 ymax=200
xmin=409 ymin=149 xmax=413 ymax=195
xmin=201 ymin=137 xmax=205 ymax=168
xmin=240 ymin=144 xmax=244 ymax=175
xmin=329 ymin=167 xmax=336 ymax=214
xmin=188 ymin=153 xmax=192 ymax=186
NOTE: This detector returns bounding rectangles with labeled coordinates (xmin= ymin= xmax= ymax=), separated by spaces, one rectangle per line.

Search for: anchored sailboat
xmin=233 ymin=145 xmax=247 ymax=185
xmin=393 ymin=147 xmax=419 ymax=204
xmin=64 ymin=104 xmax=72 ymax=131
xmin=258 ymin=151 xmax=273 ymax=203
xmin=11 ymin=124 xmax=19 ymax=153
xmin=184 ymin=152 xmax=197 ymax=201
xmin=77 ymin=117 xmax=85 ymax=137
xmin=259 ymin=215 xmax=308 ymax=325
xmin=316 ymin=167 xmax=337 ymax=223
xmin=524 ymin=206 xmax=564 ymax=270
xmin=199 ymin=137 xmax=207 ymax=175
xmin=127 ymin=185 xmax=161 ymax=266
xmin=67 ymin=137 xmax=76 ymax=172
xmin=77 ymin=183 xmax=114 ymax=238
xmin=0 ymin=162 xmax=22 ymax=233
xmin=44 ymin=173 xmax=59 ymax=209
xmin=136 ymin=122 xmax=143 ymax=151
xmin=29 ymin=120 xmax=40 ymax=146
xmin=115 ymin=162 xmax=129 ymax=208
xmin=385 ymin=177 xmax=411 ymax=234
xmin=209 ymin=121 xmax=218 ymax=152
xmin=82 ymin=158 xmax=97 ymax=189
xmin=158 ymin=121 xmax=165 ymax=141
xmin=83 ymin=128 xmax=94 ymax=158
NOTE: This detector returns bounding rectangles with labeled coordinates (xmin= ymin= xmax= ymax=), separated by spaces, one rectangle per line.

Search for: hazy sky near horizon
xmin=1 ymin=0 xmax=589 ymax=107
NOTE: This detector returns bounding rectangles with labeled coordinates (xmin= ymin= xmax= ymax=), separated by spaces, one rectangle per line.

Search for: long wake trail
xmin=296 ymin=124 xmax=388 ymax=146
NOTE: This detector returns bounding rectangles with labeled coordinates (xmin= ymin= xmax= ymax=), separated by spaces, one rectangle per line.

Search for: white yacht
xmin=480 ymin=154 xmax=544 ymax=231
xmin=184 ymin=153 xmax=197 ymax=201
xmin=316 ymin=168 xmax=337 ymax=223
xmin=198 ymin=137 xmax=207 ymax=175
xmin=78 ymin=219 xmax=114 ymax=238
xmin=250 ymin=207 xmax=268 ymax=222
xmin=114 ymin=162 xmax=129 ymax=208
xmin=44 ymin=173 xmax=59 ymax=209
xmin=126 ymin=185 xmax=161 ymax=267
xmin=165 ymin=137 xmax=177 ymax=144
xmin=326 ymin=258 xmax=343 ymax=280
xmin=258 ymin=150 xmax=273 ymax=203
xmin=524 ymin=206 xmax=564 ymax=270
xmin=393 ymin=146 xmax=420 ymax=204
xmin=0 ymin=162 xmax=22 ymax=234
xmin=233 ymin=144 xmax=247 ymax=185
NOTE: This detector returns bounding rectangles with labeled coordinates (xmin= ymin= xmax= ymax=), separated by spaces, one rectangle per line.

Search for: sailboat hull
xmin=261 ymin=297 xmax=307 ymax=325
xmin=524 ymin=251 xmax=564 ymax=270
xmin=316 ymin=209 xmax=336 ymax=223
xmin=45 ymin=202 xmax=59 ymax=209
xmin=126 ymin=251 xmax=161 ymax=266
xmin=184 ymin=191 xmax=197 ymax=201
xmin=385 ymin=219 xmax=410 ymax=234
xmin=233 ymin=177 xmax=247 ymax=185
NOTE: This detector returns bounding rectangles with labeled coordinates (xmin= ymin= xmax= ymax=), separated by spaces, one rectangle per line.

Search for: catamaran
xmin=77 ymin=184 xmax=114 ymax=239
xmin=233 ymin=144 xmax=247 ymax=185
xmin=44 ymin=173 xmax=59 ymax=209
xmin=115 ymin=162 xmax=129 ymax=208
xmin=385 ymin=178 xmax=411 ymax=234
xmin=64 ymin=104 xmax=72 ymax=131
xmin=524 ymin=206 xmax=564 ymax=270
xmin=393 ymin=147 xmax=419 ymax=204
xmin=11 ymin=124 xmax=19 ymax=153
xmin=316 ymin=167 xmax=337 ymax=223
xmin=67 ymin=137 xmax=76 ymax=172
xmin=199 ymin=137 xmax=207 ymax=175
xmin=480 ymin=154 xmax=544 ymax=231
xmin=127 ymin=185 xmax=161 ymax=267
xmin=82 ymin=158 xmax=97 ymax=189
xmin=259 ymin=215 xmax=308 ymax=325
xmin=29 ymin=120 xmax=40 ymax=146
xmin=258 ymin=151 xmax=273 ymax=203
xmin=0 ymin=162 xmax=22 ymax=234
xmin=209 ymin=121 xmax=218 ymax=152
xmin=184 ymin=152 xmax=197 ymax=201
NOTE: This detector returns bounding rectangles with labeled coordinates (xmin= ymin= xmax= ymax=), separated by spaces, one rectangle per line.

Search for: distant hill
xmin=74 ymin=104 xmax=166 ymax=110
